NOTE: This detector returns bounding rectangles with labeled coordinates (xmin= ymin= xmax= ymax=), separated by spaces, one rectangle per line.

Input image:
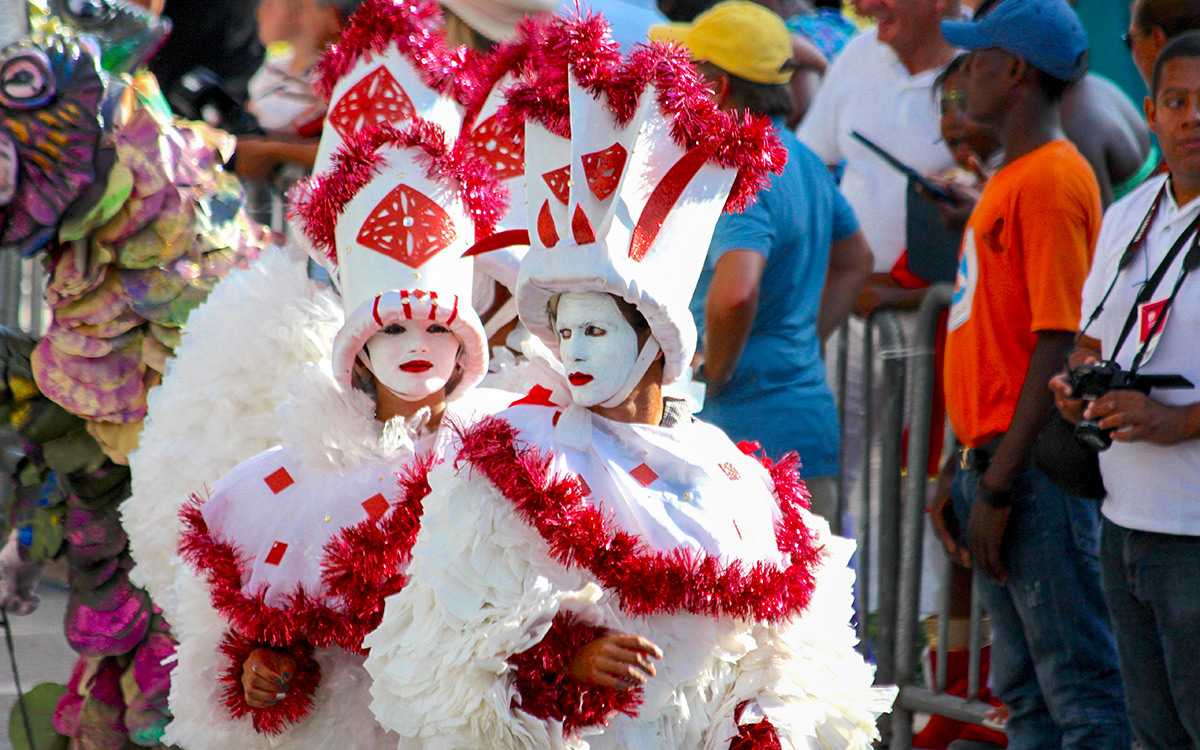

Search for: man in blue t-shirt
xmin=655 ymin=1 xmax=873 ymax=520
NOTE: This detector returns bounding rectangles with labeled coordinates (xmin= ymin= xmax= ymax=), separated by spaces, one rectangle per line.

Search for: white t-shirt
xmin=797 ymin=29 xmax=955 ymax=272
xmin=1080 ymin=174 xmax=1200 ymax=536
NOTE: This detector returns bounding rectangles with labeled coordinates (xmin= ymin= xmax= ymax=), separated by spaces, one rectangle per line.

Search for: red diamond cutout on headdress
xmin=327 ymin=66 xmax=416 ymax=139
xmin=468 ymin=114 xmax=524 ymax=181
xmin=264 ymin=467 xmax=294 ymax=494
xmin=362 ymin=493 xmax=389 ymax=522
xmin=630 ymin=463 xmax=658 ymax=487
xmin=356 ymin=184 xmax=457 ymax=267
xmin=718 ymin=462 xmax=741 ymax=481
xmin=542 ymin=166 xmax=571 ymax=205
xmin=582 ymin=143 xmax=627 ymax=201
xmin=264 ymin=541 xmax=288 ymax=566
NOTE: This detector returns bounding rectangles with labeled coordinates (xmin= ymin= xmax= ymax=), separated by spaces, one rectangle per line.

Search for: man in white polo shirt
xmin=1051 ymin=32 xmax=1200 ymax=748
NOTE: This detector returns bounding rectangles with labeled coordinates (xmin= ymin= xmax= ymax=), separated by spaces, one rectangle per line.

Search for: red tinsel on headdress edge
xmin=497 ymin=12 xmax=622 ymax=139
xmin=217 ymin=629 xmax=321 ymax=735
xmin=289 ymin=120 xmax=509 ymax=261
xmin=315 ymin=0 xmax=457 ymax=101
xmin=454 ymin=414 xmax=824 ymax=623
xmin=496 ymin=14 xmax=783 ymax=213
xmin=506 ymin=611 xmax=643 ymax=735
xmin=177 ymin=459 xmax=432 ymax=654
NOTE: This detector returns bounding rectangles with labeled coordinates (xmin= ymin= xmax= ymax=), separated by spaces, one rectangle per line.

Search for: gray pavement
xmin=0 ymin=581 xmax=77 ymax=750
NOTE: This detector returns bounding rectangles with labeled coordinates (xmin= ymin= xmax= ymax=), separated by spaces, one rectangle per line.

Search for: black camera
xmin=1068 ymin=361 xmax=1194 ymax=451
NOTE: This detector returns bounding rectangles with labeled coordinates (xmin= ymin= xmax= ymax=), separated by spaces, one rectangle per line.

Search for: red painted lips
xmin=399 ymin=360 xmax=433 ymax=373
xmin=568 ymin=372 xmax=594 ymax=386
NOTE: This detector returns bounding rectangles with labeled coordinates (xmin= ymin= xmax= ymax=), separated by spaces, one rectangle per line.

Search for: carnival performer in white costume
xmin=161 ymin=116 xmax=510 ymax=750
xmin=122 ymin=0 xmax=534 ymax=630
xmin=363 ymin=13 xmax=896 ymax=750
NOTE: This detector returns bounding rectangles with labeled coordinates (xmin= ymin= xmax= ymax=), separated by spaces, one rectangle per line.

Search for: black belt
xmin=958 ymin=434 xmax=1005 ymax=472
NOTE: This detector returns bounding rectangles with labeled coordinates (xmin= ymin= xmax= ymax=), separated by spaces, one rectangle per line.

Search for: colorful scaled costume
xmin=123 ymin=0 xmax=535 ymax=630
xmin=0 ymin=7 xmax=273 ymax=744
xmin=166 ymin=111 xmax=512 ymax=749
xmin=362 ymin=15 xmax=895 ymax=749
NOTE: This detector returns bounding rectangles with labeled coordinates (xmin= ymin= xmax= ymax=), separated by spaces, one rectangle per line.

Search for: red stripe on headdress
xmin=372 ymin=296 xmax=384 ymax=326
xmin=628 ymin=141 xmax=719 ymax=262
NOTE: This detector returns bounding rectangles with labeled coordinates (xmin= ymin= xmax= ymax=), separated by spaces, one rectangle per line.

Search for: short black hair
xmin=1153 ymin=30 xmax=1200 ymax=95
xmin=697 ymin=62 xmax=795 ymax=119
xmin=1134 ymin=0 xmax=1200 ymax=43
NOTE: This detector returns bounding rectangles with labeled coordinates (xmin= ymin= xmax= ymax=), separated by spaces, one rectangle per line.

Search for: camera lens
xmin=1075 ymin=419 xmax=1113 ymax=452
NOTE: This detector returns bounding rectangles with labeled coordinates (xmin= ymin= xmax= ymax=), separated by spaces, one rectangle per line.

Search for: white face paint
xmin=365 ymin=320 xmax=460 ymax=401
xmin=554 ymin=292 xmax=639 ymax=407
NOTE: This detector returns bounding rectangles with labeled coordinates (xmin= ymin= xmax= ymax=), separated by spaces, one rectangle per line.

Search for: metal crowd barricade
xmin=830 ymin=308 xmax=906 ymax=675
xmin=887 ymin=283 xmax=996 ymax=749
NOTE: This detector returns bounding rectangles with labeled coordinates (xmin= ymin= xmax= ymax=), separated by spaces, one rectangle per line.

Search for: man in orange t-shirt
xmin=932 ymin=0 xmax=1132 ymax=747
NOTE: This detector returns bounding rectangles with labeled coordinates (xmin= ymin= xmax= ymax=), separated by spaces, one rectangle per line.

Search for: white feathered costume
xmin=363 ymin=16 xmax=895 ymax=749
xmin=164 ymin=112 xmax=515 ymax=749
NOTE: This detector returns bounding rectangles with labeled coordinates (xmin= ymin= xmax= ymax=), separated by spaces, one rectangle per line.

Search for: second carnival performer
xmin=363 ymin=14 xmax=896 ymax=749
xmin=163 ymin=116 xmax=510 ymax=750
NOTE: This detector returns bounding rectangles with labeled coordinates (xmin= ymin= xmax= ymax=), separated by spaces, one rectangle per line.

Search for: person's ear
xmin=1150 ymin=25 xmax=1169 ymax=56
xmin=712 ymin=74 xmax=733 ymax=109
xmin=1145 ymin=95 xmax=1159 ymax=136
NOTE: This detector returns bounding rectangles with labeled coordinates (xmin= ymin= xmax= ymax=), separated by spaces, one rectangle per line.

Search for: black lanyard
xmin=1079 ymin=182 xmax=1200 ymax=375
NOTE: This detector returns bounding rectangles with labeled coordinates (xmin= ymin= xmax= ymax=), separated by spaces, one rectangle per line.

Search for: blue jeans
xmin=952 ymin=463 xmax=1130 ymax=750
xmin=1101 ymin=517 xmax=1200 ymax=749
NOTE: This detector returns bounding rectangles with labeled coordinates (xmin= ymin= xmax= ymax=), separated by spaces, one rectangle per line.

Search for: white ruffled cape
xmin=363 ymin=417 xmax=896 ymax=750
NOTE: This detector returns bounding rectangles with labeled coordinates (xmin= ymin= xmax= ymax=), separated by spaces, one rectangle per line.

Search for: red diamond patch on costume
xmin=468 ymin=115 xmax=524 ymax=181
xmin=264 ymin=541 xmax=288 ymax=566
xmin=582 ymin=143 xmax=628 ymax=200
xmin=629 ymin=463 xmax=658 ymax=487
xmin=327 ymin=67 xmax=416 ymax=139
xmin=356 ymin=184 xmax=457 ymax=267
xmin=264 ymin=468 xmax=294 ymax=494
xmin=362 ymin=493 xmax=389 ymax=522
xmin=719 ymin=462 xmax=741 ymax=481
xmin=542 ymin=166 xmax=571 ymax=205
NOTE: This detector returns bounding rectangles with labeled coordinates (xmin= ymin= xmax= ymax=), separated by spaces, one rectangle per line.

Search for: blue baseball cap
xmin=941 ymin=0 xmax=1089 ymax=83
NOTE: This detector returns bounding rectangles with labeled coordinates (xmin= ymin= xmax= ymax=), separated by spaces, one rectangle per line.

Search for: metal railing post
xmin=872 ymin=309 xmax=906 ymax=686
xmin=890 ymin=283 xmax=954 ymax=748
xmin=854 ymin=319 xmax=874 ymax=651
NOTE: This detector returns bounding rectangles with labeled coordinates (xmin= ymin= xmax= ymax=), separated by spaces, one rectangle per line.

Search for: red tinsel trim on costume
xmin=290 ymin=121 xmax=508 ymax=260
xmin=320 ymin=455 xmax=434 ymax=635
xmin=217 ymin=630 xmax=321 ymax=735
xmin=314 ymin=0 xmax=465 ymax=101
xmin=179 ymin=499 xmax=361 ymax=651
xmin=454 ymin=416 xmax=822 ymax=622
xmin=506 ymin=612 xmax=642 ymax=736
xmin=729 ymin=701 xmax=783 ymax=750
xmin=496 ymin=13 xmax=784 ymax=213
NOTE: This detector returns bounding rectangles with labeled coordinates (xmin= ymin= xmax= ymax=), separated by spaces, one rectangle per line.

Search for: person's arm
xmin=969 ymin=329 xmax=1074 ymax=583
xmin=853 ymin=272 xmax=929 ymax=318
xmin=703 ymin=250 xmax=766 ymax=388
xmin=818 ymin=229 xmax=872 ymax=339
xmin=233 ymin=136 xmax=320 ymax=181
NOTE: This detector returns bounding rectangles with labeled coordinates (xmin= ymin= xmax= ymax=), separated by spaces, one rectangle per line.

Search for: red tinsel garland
xmin=177 ymin=457 xmax=433 ymax=654
xmin=314 ymin=0 xmax=462 ymax=101
xmin=320 ymin=456 xmax=434 ymax=626
xmin=217 ymin=630 xmax=322 ymax=735
xmin=728 ymin=701 xmax=783 ymax=750
xmin=454 ymin=415 xmax=824 ymax=622
xmin=290 ymin=121 xmax=508 ymax=261
xmin=506 ymin=611 xmax=643 ymax=736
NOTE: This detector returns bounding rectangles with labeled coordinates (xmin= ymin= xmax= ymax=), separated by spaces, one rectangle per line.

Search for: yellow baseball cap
xmin=650 ymin=1 xmax=793 ymax=85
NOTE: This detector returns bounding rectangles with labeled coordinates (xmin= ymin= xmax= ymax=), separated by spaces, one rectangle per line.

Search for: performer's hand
xmin=242 ymin=647 xmax=296 ymax=708
xmin=567 ymin=633 xmax=662 ymax=691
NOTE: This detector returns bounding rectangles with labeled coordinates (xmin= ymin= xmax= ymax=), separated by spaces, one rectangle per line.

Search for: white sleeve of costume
xmin=363 ymin=465 xmax=600 ymax=750
xmin=123 ymin=242 xmax=342 ymax=624
xmin=706 ymin=512 xmax=898 ymax=750
xmin=164 ymin=563 xmax=395 ymax=750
